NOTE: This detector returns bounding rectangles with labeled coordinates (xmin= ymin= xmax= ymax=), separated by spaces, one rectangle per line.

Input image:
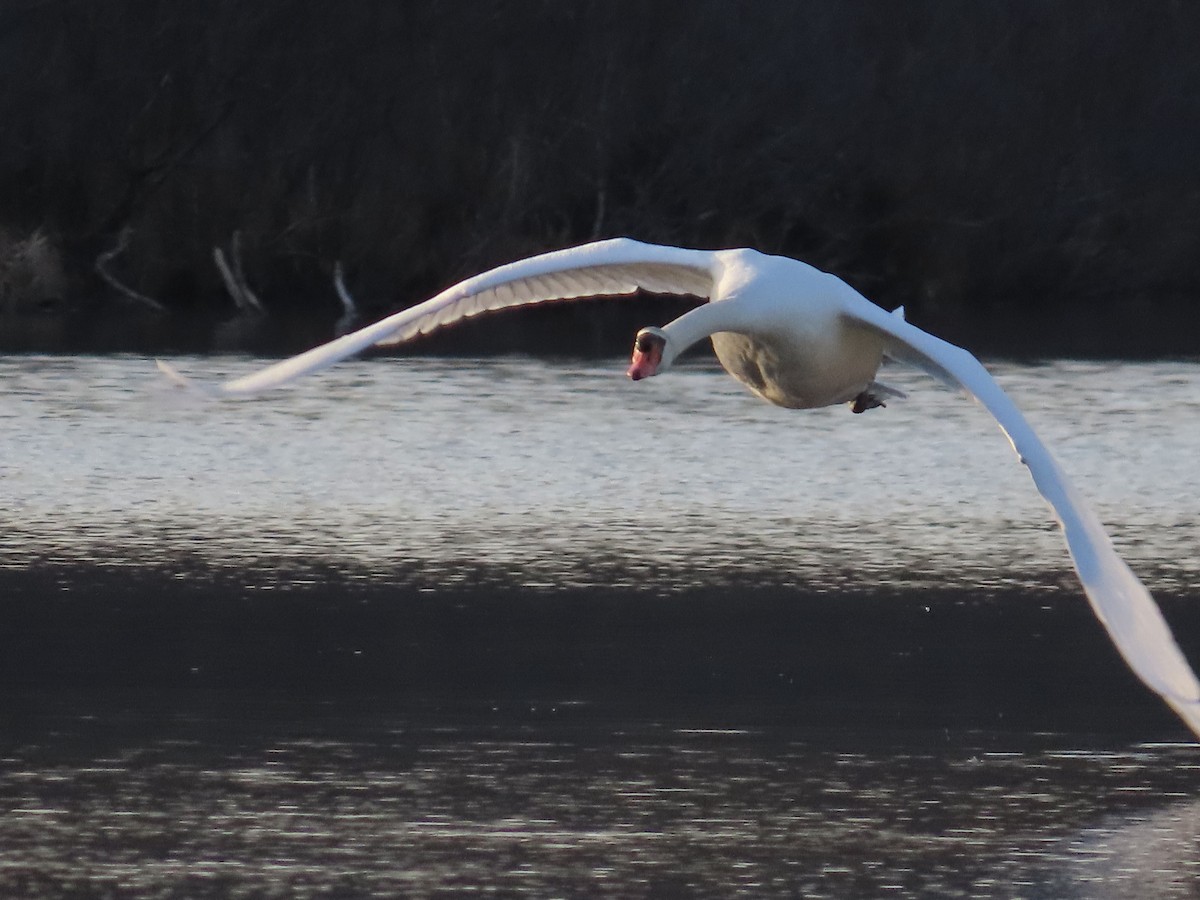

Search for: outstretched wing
xmin=158 ymin=238 xmax=717 ymax=396
xmin=843 ymin=294 xmax=1200 ymax=737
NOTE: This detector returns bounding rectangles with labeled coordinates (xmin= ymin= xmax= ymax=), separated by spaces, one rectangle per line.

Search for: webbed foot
xmin=850 ymin=379 xmax=906 ymax=414
xmin=850 ymin=391 xmax=886 ymax=414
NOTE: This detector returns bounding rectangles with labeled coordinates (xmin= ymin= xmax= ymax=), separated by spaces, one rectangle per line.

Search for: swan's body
xmin=158 ymin=237 xmax=1200 ymax=739
xmin=645 ymin=249 xmax=892 ymax=408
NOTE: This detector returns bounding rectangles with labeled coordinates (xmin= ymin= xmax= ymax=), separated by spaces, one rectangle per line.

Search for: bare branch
xmin=230 ymin=231 xmax=261 ymax=311
xmin=212 ymin=231 xmax=265 ymax=316
xmin=211 ymin=246 xmax=238 ymax=303
xmin=332 ymin=260 xmax=361 ymax=336
xmin=94 ymin=229 xmax=167 ymax=313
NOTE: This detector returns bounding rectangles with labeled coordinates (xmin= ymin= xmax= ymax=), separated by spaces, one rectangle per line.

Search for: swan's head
xmin=626 ymin=327 xmax=670 ymax=381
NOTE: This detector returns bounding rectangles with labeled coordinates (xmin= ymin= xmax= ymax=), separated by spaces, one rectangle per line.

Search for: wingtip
xmin=154 ymin=359 xmax=225 ymax=398
xmin=155 ymin=358 xmax=191 ymax=387
xmin=1164 ymin=695 xmax=1200 ymax=743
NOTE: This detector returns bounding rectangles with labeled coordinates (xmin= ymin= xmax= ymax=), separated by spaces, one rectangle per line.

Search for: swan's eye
xmin=635 ymin=333 xmax=661 ymax=354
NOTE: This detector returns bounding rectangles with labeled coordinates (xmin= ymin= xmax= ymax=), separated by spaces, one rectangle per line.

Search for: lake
xmin=1 ymin=353 xmax=1199 ymax=896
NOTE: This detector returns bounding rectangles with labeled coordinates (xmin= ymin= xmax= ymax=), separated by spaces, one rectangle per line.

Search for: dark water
xmin=3 ymin=700 xmax=1200 ymax=899
xmin=2 ymin=354 xmax=1199 ymax=896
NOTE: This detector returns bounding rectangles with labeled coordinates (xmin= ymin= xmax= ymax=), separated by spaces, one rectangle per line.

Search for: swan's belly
xmin=710 ymin=328 xmax=884 ymax=409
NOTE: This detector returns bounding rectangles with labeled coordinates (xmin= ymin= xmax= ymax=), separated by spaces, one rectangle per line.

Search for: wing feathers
xmin=183 ymin=238 xmax=716 ymax=396
xmin=384 ymin=260 xmax=711 ymax=347
xmin=844 ymin=299 xmax=1200 ymax=737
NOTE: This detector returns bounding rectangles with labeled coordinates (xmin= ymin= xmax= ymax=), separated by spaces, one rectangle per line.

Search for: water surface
xmin=2 ymin=354 xmax=1199 ymax=897
xmin=3 ymin=354 xmax=1197 ymax=592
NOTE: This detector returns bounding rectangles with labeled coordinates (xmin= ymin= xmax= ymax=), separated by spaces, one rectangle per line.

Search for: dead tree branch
xmin=212 ymin=230 xmax=265 ymax=316
xmin=332 ymin=260 xmax=360 ymax=336
xmin=94 ymin=228 xmax=167 ymax=313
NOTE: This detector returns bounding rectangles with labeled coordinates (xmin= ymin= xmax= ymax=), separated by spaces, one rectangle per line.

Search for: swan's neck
xmin=661 ymin=300 xmax=749 ymax=367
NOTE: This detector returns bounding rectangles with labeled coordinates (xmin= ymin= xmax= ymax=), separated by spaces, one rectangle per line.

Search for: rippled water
xmin=2 ymin=353 xmax=1199 ymax=897
xmin=3 ymin=354 xmax=1198 ymax=592
xmin=3 ymin=703 xmax=1200 ymax=898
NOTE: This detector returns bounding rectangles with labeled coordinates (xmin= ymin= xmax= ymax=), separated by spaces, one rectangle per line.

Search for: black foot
xmin=851 ymin=392 xmax=886 ymax=414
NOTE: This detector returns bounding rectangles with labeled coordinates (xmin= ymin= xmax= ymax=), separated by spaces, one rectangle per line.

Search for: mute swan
xmin=157 ymin=237 xmax=1200 ymax=738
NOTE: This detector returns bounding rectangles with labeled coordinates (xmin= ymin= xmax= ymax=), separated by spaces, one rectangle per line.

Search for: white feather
xmin=165 ymin=238 xmax=715 ymax=396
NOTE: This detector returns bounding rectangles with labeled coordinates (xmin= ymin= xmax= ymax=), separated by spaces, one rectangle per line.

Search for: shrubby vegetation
xmin=1 ymin=0 xmax=1198 ymax=356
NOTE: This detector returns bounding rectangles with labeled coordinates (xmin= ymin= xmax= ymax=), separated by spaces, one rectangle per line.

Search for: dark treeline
xmin=2 ymin=0 xmax=1199 ymax=356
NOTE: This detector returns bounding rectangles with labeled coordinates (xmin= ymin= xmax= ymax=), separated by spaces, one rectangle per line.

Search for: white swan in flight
xmin=157 ymin=237 xmax=1200 ymax=738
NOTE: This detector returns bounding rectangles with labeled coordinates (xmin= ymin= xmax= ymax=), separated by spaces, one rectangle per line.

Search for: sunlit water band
xmin=1 ymin=355 xmax=1196 ymax=595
